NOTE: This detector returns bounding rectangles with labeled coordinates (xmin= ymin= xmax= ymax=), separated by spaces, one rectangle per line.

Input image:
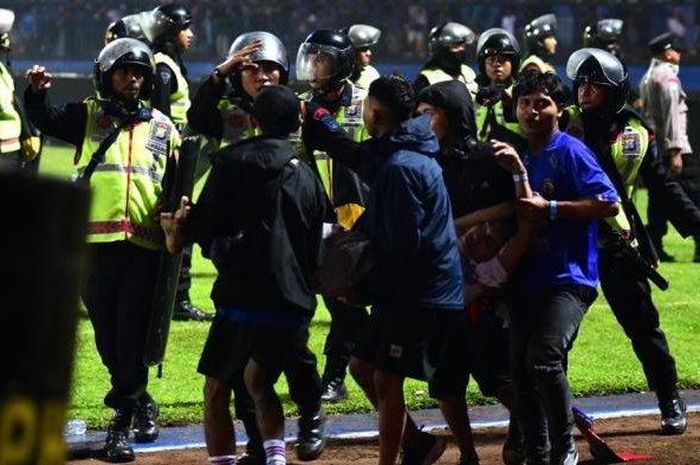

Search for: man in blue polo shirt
xmin=495 ymin=71 xmax=620 ymax=465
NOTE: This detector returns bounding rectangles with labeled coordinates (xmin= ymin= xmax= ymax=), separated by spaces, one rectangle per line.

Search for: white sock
xmin=208 ymin=455 xmax=236 ymax=465
xmin=263 ymin=439 xmax=286 ymax=465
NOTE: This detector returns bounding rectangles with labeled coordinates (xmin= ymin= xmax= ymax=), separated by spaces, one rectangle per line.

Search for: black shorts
xmin=353 ymin=306 xmax=463 ymax=400
xmin=198 ymin=314 xmax=302 ymax=385
xmin=450 ymin=302 xmax=512 ymax=398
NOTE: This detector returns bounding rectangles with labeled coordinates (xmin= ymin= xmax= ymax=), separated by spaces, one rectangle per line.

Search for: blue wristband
xmin=549 ymin=200 xmax=558 ymax=221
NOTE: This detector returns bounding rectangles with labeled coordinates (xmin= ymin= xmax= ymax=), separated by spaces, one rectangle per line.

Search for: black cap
xmin=648 ymin=32 xmax=683 ymax=55
xmin=253 ymin=86 xmax=300 ymax=136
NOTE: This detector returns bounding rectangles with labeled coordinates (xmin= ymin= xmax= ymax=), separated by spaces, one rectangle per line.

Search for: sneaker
xmin=297 ymin=411 xmax=327 ymax=461
xmin=172 ymin=299 xmax=211 ymax=321
xmin=104 ymin=410 xmax=135 ymax=463
xmin=660 ymin=396 xmax=687 ymax=435
xmin=320 ymin=378 xmax=348 ymax=403
xmin=237 ymin=452 xmax=266 ymax=465
xmin=400 ymin=431 xmax=447 ymax=465
xmin=133 ymin=397 xmax=159 ymax=443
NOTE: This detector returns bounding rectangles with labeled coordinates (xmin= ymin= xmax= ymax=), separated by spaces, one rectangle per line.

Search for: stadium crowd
xmin=6 ymin=0 xmax=700 ymax=64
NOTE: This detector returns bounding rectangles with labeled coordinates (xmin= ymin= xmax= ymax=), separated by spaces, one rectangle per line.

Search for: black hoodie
xmin=416 ymin=81 xmax=514 ymax=217
xmin=188 ymin=136 xmax=328 ymax=317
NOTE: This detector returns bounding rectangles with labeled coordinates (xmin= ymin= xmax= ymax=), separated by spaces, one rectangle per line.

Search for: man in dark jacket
xmin=161 ymin=86 xmax=327 ymax=465
xmin=307 ymin=76 xmax=464 ymax=465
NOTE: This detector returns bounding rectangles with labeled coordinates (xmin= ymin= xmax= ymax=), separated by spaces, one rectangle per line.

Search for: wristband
xmin=549 ymin=200 xmax=558 ymax=221
xmin=512 ymin=172 xmax=528 ymax=183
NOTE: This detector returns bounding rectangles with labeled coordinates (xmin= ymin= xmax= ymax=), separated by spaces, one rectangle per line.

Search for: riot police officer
xmin=640 ymin=32 xmax=700 ymax=263
xmin=415 ymin=22 xmax=478 ymax=97
xmin=582 ymin=18 xmax=624 ymax=58
xmin=0 ymin=8 xmax=39 ymax=172
xmin=520 ymin=14 xmax=558 ymax=74
xmin=296 ymin=29 xmax=371 ymax=404
xmin=473 ymin=28 xmax=527 ymax=154
xmin=347 ymin=24 xmax=381 ymax=91
xmin=566 ymin=48 xmax=700 ymax=434
xmin=147 ymin=4 xmax=208 ymax=320
xmin=25 ymin=38 xmax=180 ymax=462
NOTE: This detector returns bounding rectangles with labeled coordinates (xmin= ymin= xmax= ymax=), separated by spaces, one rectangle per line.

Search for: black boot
xmin=659 ymin=393 xmax=687 ymax=435
xmin=693 ymin=236 xmax=700 ymax=263
xmin=104 ymin=410 xmax=135 ymax=463
xmin=320 ymin=357 xmax=349 ymax=403
xmin=172 ymin=297 xmax=211 ymax=321
xmin=297 ymin=410 xmax=327 ymax=461
xmin=133 ymin=395 xmax=159 ymax=443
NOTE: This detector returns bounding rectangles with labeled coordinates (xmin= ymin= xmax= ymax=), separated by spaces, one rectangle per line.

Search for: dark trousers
xmin=648 ymin=153 xmax=700 ymax=251
xmin=83 ymin=242 xmax=159 ymax=411
xmin=322 ymin=296 xmax=370 ymax=371
xmin=510 ymin=285 xmax=596 ymax=465
xmin=599 ymin=247 xmax=678 ymax=398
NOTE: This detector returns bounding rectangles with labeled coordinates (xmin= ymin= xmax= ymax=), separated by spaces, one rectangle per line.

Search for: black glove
xmin=475 ymin=85 xmax=503 ymax=106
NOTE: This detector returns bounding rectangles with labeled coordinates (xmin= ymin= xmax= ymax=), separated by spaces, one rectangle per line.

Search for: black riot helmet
xmin=582 ymin=19 xmax=624 ymax=56
xmin=148 ymin=4 xmax=192 ymax=50
xmin=347 ymin=24 xmax=381 ymax=50
xmin=523 ymin=14 xmax=557 ymax=57
xmin=228 ymin=31 xmax=289 ymax=93
xmin=429 ymin=22 xmax=476 ymax=73
xmin=104 ymin=13 xmax=151 ymax=46
xmin=477 ymin=28 xmax=521 ymax=79
xmin=94 ymin=38 xmax=155 ymax=102
xmin=566 ymin=47 xmax=628 ymax=114
xmin=296 ymin=29 xmax=355 ymax=90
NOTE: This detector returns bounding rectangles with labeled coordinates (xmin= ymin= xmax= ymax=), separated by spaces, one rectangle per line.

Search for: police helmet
xmin=583 ymin=18 xmax=623 ymax=55
xmin=429 ymin=22 xmax=476 ymax=56
xmin=0 ymin=8 xmax=14 ymax=51
xmin=296 ymin=29 xmax=355 ymax=85
xmin=523 ymin=14 xmax=557 ymax=57
xmin=94 ymin=38 xmax=155 ymax=101
xmin=148 ymin=4 xmax=192 ymax=47
xmin=477 ymin=28 xmax=521 ymax=75
xmin=228 ymin=31 xmax=289 ymax=85
xmin=347 ymin=24 xmax=381 ymax=49
xmin=566 ymin=48 xmax=628 ymax=113
xmin=105 ymin=13 xmax=150 ymax=45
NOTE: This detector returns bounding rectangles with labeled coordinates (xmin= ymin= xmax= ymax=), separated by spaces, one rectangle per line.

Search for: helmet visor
xmin=566 ymin=47 xmax=625 ymax=84
xmin=295 ymin=43 xmax=342 ymax=83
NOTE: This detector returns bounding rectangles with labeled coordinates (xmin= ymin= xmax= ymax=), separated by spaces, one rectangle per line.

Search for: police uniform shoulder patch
xmin=620 ymin=126 xmax=642 ymax=158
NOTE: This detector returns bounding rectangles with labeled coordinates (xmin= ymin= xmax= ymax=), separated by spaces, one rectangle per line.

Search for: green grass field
xmin=39 ymin=144 xmax=700 ymax=428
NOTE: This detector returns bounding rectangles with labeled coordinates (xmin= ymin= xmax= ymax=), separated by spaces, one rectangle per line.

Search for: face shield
xmin=296 ymin=43 xmax=342 ymax=84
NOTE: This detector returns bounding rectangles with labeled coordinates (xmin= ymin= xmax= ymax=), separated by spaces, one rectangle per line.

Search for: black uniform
xmin=580 ymin=106 xmax=700 ymax=402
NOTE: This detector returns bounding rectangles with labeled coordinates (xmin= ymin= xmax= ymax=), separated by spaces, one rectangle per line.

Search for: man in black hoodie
xmin=415 ymin=81 xmax=524 ymax=465
xmin=161 ymin=86 xmax=328 ymax=465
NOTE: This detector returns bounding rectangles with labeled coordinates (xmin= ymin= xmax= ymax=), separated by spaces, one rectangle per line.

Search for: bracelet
xmin=549 ymin=200 xmax=558 ymax=221
xmin=512 ymin=172 xmax=528 ymax=183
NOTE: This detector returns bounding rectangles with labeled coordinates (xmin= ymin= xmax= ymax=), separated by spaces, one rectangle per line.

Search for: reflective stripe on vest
xmin=519 ymin=55 xmax=556 ymax=74
xmin=0 ymin=62 xmax=21 ymax=153
xmin=420 ymin=65 xmax=478 ymax=98
xmin=77 ymin=99 xmax=178 ymax=249
xmin=155 ymin=52 xmax=190 ymax=127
